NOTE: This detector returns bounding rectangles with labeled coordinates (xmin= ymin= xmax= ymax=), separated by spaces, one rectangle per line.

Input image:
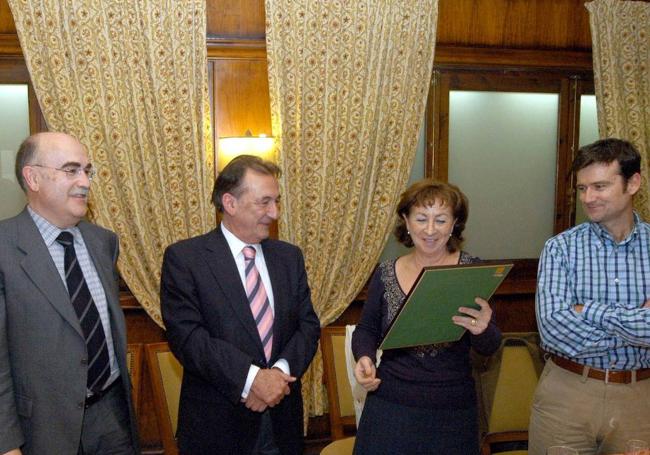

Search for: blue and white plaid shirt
xmin=536 ymin=212 xmax=650 ymax=370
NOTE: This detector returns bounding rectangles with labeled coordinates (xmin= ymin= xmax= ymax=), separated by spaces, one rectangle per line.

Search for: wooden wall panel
xmin=437 ymin=0 xmax=592 ymax=50
xmin=2 ymin=0 xmax=268 ymax=38
xmin=1 ymin=1 xmax=600 ymax=52
xmin=207 ymin=0 xmax=266 ymax=38
xmin=0 ymin=0 xmax=15 ymax=34
xmin=212 ymin=58 xmax=272 ymax=137
xmin=13 ymin=0 xmax=650 ymax=52
xmin=203 ymin=0 xmax=595 ymax=51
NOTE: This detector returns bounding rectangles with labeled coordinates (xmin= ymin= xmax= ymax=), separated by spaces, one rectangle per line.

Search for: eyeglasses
xmin=30 ymin=164 xmax=96 ymax=182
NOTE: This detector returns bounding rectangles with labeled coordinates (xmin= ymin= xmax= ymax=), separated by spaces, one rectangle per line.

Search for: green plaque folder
xmin=379 ymin=262 xmax=513 ymax=350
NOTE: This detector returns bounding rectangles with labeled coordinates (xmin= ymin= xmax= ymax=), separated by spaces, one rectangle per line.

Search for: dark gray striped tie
xmin=56 ymin=231 xmax=110 ymax=393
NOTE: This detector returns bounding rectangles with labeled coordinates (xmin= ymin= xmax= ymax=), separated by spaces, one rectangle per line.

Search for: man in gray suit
xmin=0 ymin=132 xmax=138 ymax=455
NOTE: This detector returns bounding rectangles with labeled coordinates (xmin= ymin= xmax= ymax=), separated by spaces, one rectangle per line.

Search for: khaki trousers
xmin=528 ymin=359 xmax=650 ymax=455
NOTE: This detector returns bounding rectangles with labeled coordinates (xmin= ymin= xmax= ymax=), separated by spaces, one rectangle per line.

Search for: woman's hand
xmin=452 ymin=297 xmax=492 ymax=335
xmin=354 ymin=356 xmax=381 ymax=391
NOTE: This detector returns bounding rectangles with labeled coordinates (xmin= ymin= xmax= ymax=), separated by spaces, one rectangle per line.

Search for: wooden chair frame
xmin=145 ymin=342 xmax=180 ymax=455
xmin=321 ymin=326 xmax=356 ymax=440
xmin=481 ymin=430 xmax=529 ymax=455
xmin=126 ymin=343 xmax=143 ymax=416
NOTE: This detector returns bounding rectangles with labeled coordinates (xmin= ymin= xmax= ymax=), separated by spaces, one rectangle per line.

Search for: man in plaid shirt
xmin=529 ymin=138 xmax=650 ymax=454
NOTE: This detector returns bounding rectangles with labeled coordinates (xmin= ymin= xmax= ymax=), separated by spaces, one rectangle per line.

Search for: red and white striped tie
xmin=243 ymin=246 xmax=273 ymax=362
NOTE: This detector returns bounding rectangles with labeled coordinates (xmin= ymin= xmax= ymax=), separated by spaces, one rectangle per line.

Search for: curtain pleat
xmin=8 ymin=0 xmax=215 ymax=326
xmin=587 ymin=0 xmax=650 ymax=219
xmin=265 ymin=0 xmax=439 ymax=421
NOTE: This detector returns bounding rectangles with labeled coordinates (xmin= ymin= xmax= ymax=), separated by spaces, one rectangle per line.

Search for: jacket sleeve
xmin=275 ymin=248 xmax=320 ymax=378
xmin=0 ymin=265 xmax=24 ymax=453
xmin=160 ymin=244 xmax=253 ymax=404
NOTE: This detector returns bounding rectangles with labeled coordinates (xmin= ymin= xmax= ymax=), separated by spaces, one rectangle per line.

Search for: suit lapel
xmin=262 ymin=240 xmax=288 ymax=362
xmin=16 ymin=210 xmax=83 ymax=337
xmin=204 ymin=228 xmax=265 ymax=356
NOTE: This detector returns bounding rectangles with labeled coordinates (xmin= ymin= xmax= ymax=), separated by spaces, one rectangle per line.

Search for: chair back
xmin=489 ymin=339 xmax=538 ymax=432
xmin=126 ymin=343 xmax=143 ymax=415
xmin=344 ymin=324 xmax=371 ymax=426
xmin=320 ymin=436 xmax=356 ymax=455
xmin=146 ymin=342 xmax=183 ymax=455
xmin=321 ymin=326 xmax=356 ymax=439
xmin=479 ymin=333 xmax=542 ymax=455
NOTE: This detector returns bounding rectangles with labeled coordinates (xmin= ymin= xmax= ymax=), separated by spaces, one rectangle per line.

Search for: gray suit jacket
xmin=0 ymin=209 xmax=138 ymax=454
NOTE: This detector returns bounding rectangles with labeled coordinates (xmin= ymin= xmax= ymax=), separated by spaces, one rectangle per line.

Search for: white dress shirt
xmin=220 ymin=223 xmax=290 ymax=398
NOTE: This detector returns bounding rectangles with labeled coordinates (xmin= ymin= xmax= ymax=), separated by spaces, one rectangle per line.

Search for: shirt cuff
xmin=272 ymin=358 xmax=290 ymax=376
xmin=582 ymin=300 xmax=609 ymax=328
xmin=241 ymin=364 xmax=260 ymax=399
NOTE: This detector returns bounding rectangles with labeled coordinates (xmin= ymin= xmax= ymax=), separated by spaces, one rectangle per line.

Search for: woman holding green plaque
xmin=352 ymin=179 xmax=501 ymax=454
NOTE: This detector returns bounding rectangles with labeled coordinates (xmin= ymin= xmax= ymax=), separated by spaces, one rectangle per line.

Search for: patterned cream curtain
xmin=587 ymin=0 xmax=650 ymax=219
xmin=8 ymin=0 xmax=215 ymax=326
xmin=265 ymin=0 xmax=439 ymax=418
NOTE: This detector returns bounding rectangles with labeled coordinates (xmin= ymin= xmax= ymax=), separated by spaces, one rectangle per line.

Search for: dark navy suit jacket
xmin=161 ymin=226 xmax=320 ymax=454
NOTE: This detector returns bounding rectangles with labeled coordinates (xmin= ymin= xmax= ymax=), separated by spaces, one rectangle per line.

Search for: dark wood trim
xmin=555 ymin=78 xmax=573 ymax=233
xmin=567 ymin=83 xmax=580 ymax=227
xmin=27 ymin=82 xmax=46 ymax=133
xmin=434 ymin=45 xmax=592 ymax=71
xmin=120 ymin=292 xmax=144 ymax=311
xmin=206 ymin=37 xmax=266 ymax=59
xmin=567 ymin=79 xmax=597 ymax=226
xmin=0 ymin=33 xmax=21 ymax=56
xmin=204 ymin=41 xmax=594 ymax=69
xmin=0 ymin=56 xmax=28 ymax=79
xmin=428 ymin=69 xmax=594 ymax=239
xmin=203 ymin=40 xmax=594 ymax=71
xmin=444 ymin=70 xmax=564 ymax=92
xmin=424 ymin=72 xmax=435 ymax=179
xmin=0 ymin=57 xmax=46 ymax=133
xmin=493 ymin=259 xmax=538 ymax=295
xmin=432 ymin=72 xmax=450 ymax=181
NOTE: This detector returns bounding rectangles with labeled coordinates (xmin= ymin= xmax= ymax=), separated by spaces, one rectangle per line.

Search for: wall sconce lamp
xmin=218 ymin=130 xmax=276 ymax=171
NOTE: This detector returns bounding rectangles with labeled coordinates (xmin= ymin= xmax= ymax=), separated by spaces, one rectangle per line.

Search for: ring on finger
xmin=471 ymin=318 xmax=477 ymax=326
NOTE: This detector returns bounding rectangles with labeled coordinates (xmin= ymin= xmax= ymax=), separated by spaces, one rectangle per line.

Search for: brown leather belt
xmin=550 ymin=355 xmax=650 ymax=384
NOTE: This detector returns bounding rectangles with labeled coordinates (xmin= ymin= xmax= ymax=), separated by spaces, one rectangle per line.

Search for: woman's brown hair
xmin=394 ymin=179 xmax=468 ymax=253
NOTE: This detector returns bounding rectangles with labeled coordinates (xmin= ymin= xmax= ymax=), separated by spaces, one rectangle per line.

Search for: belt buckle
xmin=84 ymin=384 xmax=107 ymax=408
xmin=605 ymin=369 xmax=609 ymax=384
xmin=84 ymin=393 xmax=98 ymax=409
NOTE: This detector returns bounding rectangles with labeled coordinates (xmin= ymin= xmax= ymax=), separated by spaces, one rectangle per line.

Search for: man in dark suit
xmin=161 ymin=155 xmax=320 ymax=454
xmin=0 ymin=132 xmax=139 ymax=455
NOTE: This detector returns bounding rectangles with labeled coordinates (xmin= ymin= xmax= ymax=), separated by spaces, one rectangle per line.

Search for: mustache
xmin=70 ymin=188 xmax=89 ymax=197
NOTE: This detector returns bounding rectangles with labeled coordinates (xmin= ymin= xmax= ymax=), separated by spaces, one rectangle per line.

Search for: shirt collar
xmin=588 ymin=211 xmax=640 ymax=247
xmin=220 ymin=223 xmax=261 ymax=259
xmin=28 ymin=206 xmax=80 ymax=247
